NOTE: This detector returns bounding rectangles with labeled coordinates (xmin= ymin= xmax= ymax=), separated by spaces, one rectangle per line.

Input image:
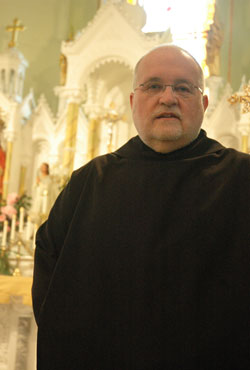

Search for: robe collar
xmin=114 ymin=129 xmax=225 ymax=161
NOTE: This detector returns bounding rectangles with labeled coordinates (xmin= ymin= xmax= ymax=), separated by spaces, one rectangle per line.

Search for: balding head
xmin=133 ymin=44 xmax=205 ymax=92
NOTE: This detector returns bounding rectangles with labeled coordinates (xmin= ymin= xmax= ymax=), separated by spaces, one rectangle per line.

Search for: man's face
xmin=130 ymin=47 xmax=208 ymax=153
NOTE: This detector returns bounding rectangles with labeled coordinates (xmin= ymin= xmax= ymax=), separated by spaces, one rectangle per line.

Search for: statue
xmin=31 ymin=163 xmax=52 ymax=217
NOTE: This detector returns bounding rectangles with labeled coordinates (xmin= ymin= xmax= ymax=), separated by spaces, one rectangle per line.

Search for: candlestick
xmin=19 ymin=207 xmax=24 ymax=233
xmin=13 ymin=241 xmax=21 ymax=277
xmin=1 ymin=220 xmax=8 ymax=246
xmin=25 ymin=216 xmax=32 ymax=240
xmin=10 ymin=214 xmax=16 ymax=240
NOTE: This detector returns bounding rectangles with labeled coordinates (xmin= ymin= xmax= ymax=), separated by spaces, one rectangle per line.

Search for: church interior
xmin=0 ymin=0 xmax=250 ymax=368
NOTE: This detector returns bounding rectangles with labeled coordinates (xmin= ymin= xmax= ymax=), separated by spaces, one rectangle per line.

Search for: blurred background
xmin=0 ymin=1 xmax=249 ymax=369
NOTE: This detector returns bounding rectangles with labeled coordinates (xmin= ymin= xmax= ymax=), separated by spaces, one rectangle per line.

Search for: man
xmin=32 ymin=45 xmax=250 ymax=370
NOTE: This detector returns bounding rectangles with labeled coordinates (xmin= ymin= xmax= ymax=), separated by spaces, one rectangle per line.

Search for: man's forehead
xmin=136 ymin=48 xmax=199 ymax=81
xmin=139 ymin=47 xmax=195 ymax=71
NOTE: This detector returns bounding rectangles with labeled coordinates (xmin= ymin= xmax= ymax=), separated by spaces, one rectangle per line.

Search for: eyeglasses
xmin=134 ymin=81 xmax=203 ymax=98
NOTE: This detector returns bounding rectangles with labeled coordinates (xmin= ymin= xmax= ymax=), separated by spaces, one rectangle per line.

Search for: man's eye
xmin=175 ymin=84 xmax=191 ymax=93
xmin=147 ymin=83 xmax=162 ymax=90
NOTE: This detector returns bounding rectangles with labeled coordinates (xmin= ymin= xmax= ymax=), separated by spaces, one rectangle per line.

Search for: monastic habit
xmin=32 ymin=130 xmax=250 ymax=370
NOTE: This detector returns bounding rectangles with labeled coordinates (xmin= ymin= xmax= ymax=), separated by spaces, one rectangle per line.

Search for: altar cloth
xmin=0 ymin=275 xmax=32 ymax=306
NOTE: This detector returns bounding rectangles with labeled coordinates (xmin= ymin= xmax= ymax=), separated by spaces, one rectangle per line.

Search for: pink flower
xmin=1 ymin=205 xmax=17 ymax=218
xmin=7 ymin=192 xmax=19 ymax=205
xmin=0 ymin=214 xmax=6 ymax=222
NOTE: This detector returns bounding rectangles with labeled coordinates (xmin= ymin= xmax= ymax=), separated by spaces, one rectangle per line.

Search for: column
xmin=86 ymin=117 xmax=100 ymax=161
xmin=237 ymin=113 xmax=250 ymax=153
xmin=60 ymin=89 xmax=84 ymax=177
xmin=2 ymin=136 xmax=14 ymax=200
xmin=62 ymin=101 xmax=79 ymax=177
xmin=2 ymin=102 xmax=18 ymax=200
xmin=18 ymin=165 xmax=27 ymax=195
xmin=241 ymin=135 xmax=249 ymax=153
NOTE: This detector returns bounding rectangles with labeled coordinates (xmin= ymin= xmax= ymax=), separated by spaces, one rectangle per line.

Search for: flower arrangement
xmin=0 ymin=192 xmax=31 ymax=226
xmin=0 ymin=192 xmax=32 ymax=275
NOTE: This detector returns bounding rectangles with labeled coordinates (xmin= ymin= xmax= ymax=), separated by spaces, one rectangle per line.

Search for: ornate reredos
xmin=55 ymin=0 xmax=170 ymax=145
xmin=59 ymin=0 xmax=165 ymax=92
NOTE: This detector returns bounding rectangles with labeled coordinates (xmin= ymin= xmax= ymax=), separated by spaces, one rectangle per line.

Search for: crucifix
xmin=228 ymin=84 xmax=250 ymax=114
xmin=228 ymin=84 xmax=250 ymax=153
xmin=103 ymin=102 xmax=124 ymax=153
xmin=6 ymin=18 xmax=25 ymax=48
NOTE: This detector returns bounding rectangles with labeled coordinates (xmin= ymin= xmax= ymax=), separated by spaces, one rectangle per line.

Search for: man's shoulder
xmin=71 ymin=138 xmax=137 ymax=180
xmin=205 ymin=133 xmax=250 ymax=164
xmin=222 ymin=147 xmax=250 ymax=163
xmin=215 ymin=147 xmax=250 ymax=181
xmin=72 ymin=152 xmax=119 ymax=180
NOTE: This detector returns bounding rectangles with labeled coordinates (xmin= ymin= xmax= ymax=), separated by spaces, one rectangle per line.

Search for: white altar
xmin=0 ymin=276 xmax=36 ymax=370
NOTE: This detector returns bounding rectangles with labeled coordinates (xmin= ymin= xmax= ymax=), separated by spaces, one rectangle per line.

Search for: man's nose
xmin=158 ymin=85 xmax=177 ymax=105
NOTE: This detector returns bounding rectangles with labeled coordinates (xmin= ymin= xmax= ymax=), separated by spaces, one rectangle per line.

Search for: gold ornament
xmin=228 ymin=85 xmax=250 ymax=114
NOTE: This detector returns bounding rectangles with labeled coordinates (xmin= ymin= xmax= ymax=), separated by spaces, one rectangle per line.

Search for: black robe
xmin=32 ymin=130 xmax=250 ymax=370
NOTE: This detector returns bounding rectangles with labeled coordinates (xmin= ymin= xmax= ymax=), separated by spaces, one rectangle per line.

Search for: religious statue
xmin=205 ymin=6 xmax=223 ymax=77
xmin=31 ymin=163 xmax=52 ymax=217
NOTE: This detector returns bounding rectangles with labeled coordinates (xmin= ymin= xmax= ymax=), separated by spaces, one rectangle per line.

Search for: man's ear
xmin=203 ymin=94 xmax=209 ymax=112
xmin=130 ymin=92 xmax=134 ymax=110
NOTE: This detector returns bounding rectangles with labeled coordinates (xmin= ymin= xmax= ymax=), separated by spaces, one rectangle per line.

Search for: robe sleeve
xmin=32 ymin=170 xmax=83 ymax=323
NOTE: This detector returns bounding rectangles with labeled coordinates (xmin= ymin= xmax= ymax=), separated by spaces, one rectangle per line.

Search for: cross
xmin=6 ymin=18 xmax=25 ymax=48
xmin=228 ymin=84 xmax=250 ymax=114
xmin=102 ymin=102 xmax=126 ymax=153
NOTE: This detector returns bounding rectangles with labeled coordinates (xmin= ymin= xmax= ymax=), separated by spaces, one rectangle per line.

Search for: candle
xmin=25 ymin=216 xmax=32 ymax=240
xmin=19 ymin=207 xmax=24 ymax=233
xmin=10 ymin=214 xmax=16 ymax=241
xmin=32 ymin=224 xmax=38 ymax=250
xmin=1 ymin=220 xmax=8 ymax=246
